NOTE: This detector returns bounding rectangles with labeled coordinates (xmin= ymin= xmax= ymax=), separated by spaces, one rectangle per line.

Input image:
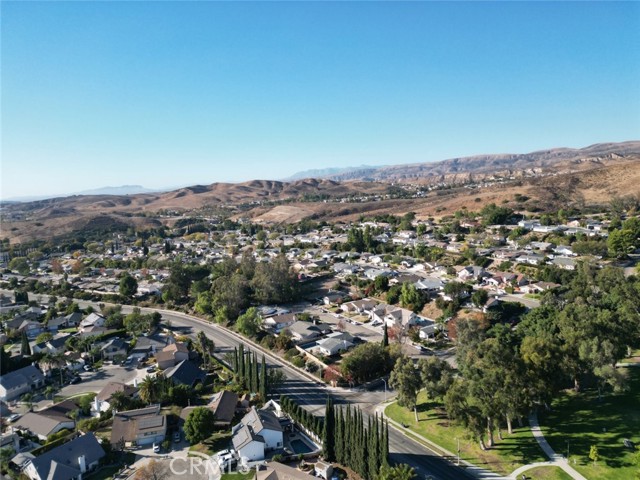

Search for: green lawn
xmin=385 ymin=391 xmax=546 ymax=476
xmin=189 ymin=431 xmax=233 ymax=455
xmin=539 ymin=368 xmax=640 ymax=480
xmin=522 ymin=466 xmax=573 ymax=480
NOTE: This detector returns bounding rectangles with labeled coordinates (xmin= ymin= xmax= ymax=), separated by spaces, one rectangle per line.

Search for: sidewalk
xmin=526 ymin=412 xmax=589 ymax=480
xmin=375 ymin=404 xmax=507 ymax=480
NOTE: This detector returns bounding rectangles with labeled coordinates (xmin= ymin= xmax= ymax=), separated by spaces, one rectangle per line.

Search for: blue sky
xmin=2 ymin=1 xmax=639 ymax=199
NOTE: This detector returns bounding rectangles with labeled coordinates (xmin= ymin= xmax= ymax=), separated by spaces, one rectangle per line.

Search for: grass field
xmin=522 ymin=466 xmax=573 ymax=480
xmin=385 ymin=391 xmax=547 ymax=476
xmin=189 ymin=431 xmax=233 ymax=456
xmin=539 ymin=368 xmax=640 ymax=480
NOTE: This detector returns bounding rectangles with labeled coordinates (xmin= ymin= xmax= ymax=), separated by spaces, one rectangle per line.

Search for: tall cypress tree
xmin=251 ymin=352 xmax=259 ymax=393
xmin=238 ymin=344 xmax=245 ymax=384
xmin=382 ymin=322 xmax=389 ymax=348
xmin=334 ymin=406 xmax=343 ymax=464
xmin=260 ymin=355 xmax=267 ymax=400
xmin=20 ymin=331 xmax=31 ymax=356
xmin=233 ymin=347 xmax=239 ymax=374
xmin=344 ymin=406 xmax=352 ymax=467
xmin=322 ymin=396 xmax=335 ymax=462
xmin=381 ymin=420 xmax=389 ymax=466
xmin=368 ymin=416 xmax=378 ymax=477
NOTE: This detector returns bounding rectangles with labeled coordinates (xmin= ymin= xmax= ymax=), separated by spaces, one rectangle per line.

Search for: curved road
xmin=11 ymin=292 xmax=477 ymax=480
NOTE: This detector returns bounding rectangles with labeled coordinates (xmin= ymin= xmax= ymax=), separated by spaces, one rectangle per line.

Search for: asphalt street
xmin=8 ymin=291 xmax=477 ymax=480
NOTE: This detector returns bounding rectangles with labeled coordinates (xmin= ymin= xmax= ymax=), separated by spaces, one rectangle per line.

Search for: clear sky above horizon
xmin=2 ymin=1 xmax=639 ymax=199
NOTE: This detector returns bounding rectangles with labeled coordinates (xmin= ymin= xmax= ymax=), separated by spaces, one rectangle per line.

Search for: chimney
xmin=78 ymin=455 xmax=87 ymax=474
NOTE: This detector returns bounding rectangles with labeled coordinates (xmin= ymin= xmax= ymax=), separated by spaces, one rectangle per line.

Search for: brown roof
xmin=208 ymin=390 xmax=238 ymax=424
xmin=96 ymin=382 xmax=138 ymax=402
xmin=163 ymin=342 xmax=188 ymax=354
xmin=111 ymin=405 xmax=165 ymax=444
xmin=40 ymin=399 xmax=78 ymax=422
xmin=256 ymin=462 xmax=316 ymax=480
xmin=154 ymin=350 xmax=175 ymax=363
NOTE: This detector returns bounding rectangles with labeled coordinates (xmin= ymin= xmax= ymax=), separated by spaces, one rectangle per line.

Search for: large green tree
xmin=119 ymin=274 xmax=138 ymax=297
xmin=184 ymin=407 xmax=215 ymax=444
xmin=389 ymin=357 xmax=422 ymax=410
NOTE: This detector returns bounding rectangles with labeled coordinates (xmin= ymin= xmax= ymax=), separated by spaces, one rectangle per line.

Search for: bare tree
xmin=134 ymin=460 xmax=170 ymax=480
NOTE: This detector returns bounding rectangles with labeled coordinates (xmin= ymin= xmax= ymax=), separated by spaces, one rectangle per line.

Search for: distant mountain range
xmin=287 ymin=141 xmax=640 ymax=182
xmin=284 ymin=165 xmax=381 ymax=181
xmin=3 ymin=141 xmax=640 ymax=244
xmin=3 ymin=185 xmax=167 ymax=203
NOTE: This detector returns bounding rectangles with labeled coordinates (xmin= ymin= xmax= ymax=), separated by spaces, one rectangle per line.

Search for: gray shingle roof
xmin=28 ymin=433 xmax=105 ymax=480
xmin=0 ymin=365 xmax=45 ymax=391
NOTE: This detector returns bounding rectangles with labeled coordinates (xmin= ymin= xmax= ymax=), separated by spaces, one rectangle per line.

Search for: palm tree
xmin=43 ymin=352 xmax=66 ymax=387
xmin=375 ymin=464 xmax=415 ymax=480
xmin=109 ymin=390 xmax=130 ymax=411
xmin=21 ymin=393 xmax=34 ymax=412
xmin=44 ymin=385 xmax=56 ymax=401
xmin=139 ymin=375 xmax=159 ymax=404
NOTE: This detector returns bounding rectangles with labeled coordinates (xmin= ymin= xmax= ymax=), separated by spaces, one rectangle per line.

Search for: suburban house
xmin=164 ymin=360 xmax=206 ymax=387
xmin=93 ymin=382 xmax=139 ymax=414
xmin=551 ymin=256 xmax=577 ymax=270
xmin=13 ymin=400 xmax=77 ymax=441
xmin=413 ymin=277 xmax=445 ymax=296
xmin=314 ymin=332 xmax=355 ymax=356
xmin=384 ymin=307 xmax=418 ymax=330
xmin=100 ymin=338 xmax=129 ymax=360
xmin=46 ymin=312 xmax=82 ymax=332
xmin=287 ymin=321 xmax=331 ymax=343
xmin=32 ymin=334 xmax=71 ymax=355
xmin=232 ymin=406 xmax=284 ymax=461
xmin=207 ymin=390 xmax=239 ymax=426
xmin=130 ymin=334 xmax=174 ymax=357
xmin=0 ymin=365 xmax=46 ymax=402
xmin=23 ymin=433 xmax=105 ymax=480
xmin=457 ymin=266 xmax=489 ymax=282
xmin=155 ymin=342 xmax=189 ymax=370
xmin=340 ymin=298 xmax=378 ymax=314
xmin=255 ymin=462 xmax=317 ymax=480
xmin=111 ymin=404 xmax=166 ymax=448
xmin=322 ymin=291 xmax=347 ymax=305
xmin=418 ymin=319 xmax=439 ymax=340
xmin=18 ymin=321 xmax=45 ymax=339
xmin=262 ymin=313 xmax=297 ymax=333
xmin=78 ymin=313 xmax=106 ymax=332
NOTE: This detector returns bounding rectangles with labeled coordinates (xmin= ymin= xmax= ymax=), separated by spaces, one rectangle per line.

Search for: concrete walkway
xmin=376 ymin=404 xmax=507 ymax=479
xmin=524 ymin=412 xmax=589 ymax=480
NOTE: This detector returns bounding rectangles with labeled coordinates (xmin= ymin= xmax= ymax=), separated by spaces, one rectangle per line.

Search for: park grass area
xmin=189 ymin=431 xmax=233 ymax=455
xmin=539 ymin=368 xmax=640 ymax=480
xmin=385 ymin=391 xmax=546 ymax=476
xmin=522 ymin=466 xmax=573 ymax=480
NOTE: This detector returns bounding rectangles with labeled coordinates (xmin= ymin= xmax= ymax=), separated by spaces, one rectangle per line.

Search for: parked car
xmin=173 ymin=431 xmax=181 ymax=442
xmin=147 ymin=366 xmax=156 ymax=373
xmin=153 ymin=443 xmax=160 ymax=453
xmin=83 ymin=365 xmax=92 ymax=372
xmin=70 ymin=376 xmax=82 ymax=384
xmin=8 ymin=413 xmax=21 ymax=423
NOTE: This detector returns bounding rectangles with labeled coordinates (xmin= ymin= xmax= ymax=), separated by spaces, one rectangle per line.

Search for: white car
xmin=153 ymin=443 xmax=160 ymax=453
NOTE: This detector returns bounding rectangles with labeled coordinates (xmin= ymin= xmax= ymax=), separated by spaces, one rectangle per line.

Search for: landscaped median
xmin=384 ymin=391 xmax=547 ymax=477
